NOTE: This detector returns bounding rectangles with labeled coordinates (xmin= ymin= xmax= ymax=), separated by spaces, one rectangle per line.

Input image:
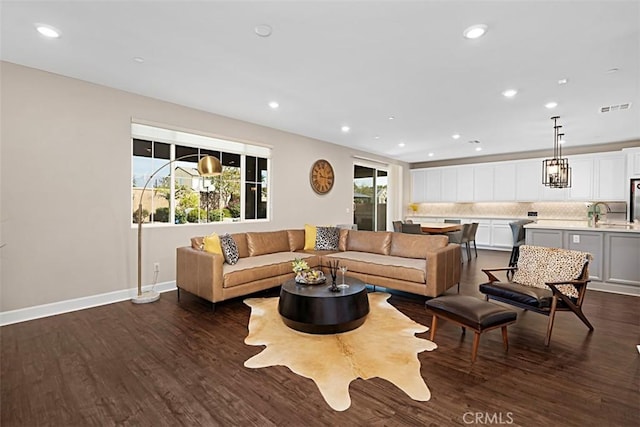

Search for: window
xmin=132 ymin=124 xmax=270 ymax=225
xmin=353 ymin=165 xmax=387 ymax=231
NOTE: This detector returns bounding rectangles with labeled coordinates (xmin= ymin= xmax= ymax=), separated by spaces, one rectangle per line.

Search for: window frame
xmin=131 ymin=123 xmax=271 ymax=227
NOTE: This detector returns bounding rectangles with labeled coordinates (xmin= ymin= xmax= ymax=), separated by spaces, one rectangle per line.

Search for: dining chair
xmin=447 ymin=223 xmax=471 ymax=262
xmin=392 ymin=220 xmax=403 ymax=232
xmin=444 ymin=219 xmax=461 ymax=224
xmin=401 ymin=223 xmax=424 ymax=234
xmin=466 ymin=222 xmax=479 ymax=258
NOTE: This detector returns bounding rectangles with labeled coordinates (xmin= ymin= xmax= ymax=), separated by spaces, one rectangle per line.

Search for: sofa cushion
xmin=338 ymin=228 xmax=349 ymax=251
xmin=191 ymin=236 xmax=204 ymax=251
xmin=223 ymin=252 xmax=317 ymax=288
xmin=325 ymin=251 xmax=425 ymax=283
xmin=246 ymin=230 xmax=290 ymax=256
xmin=389 ymin=233 xmax=448 ymax=259
xmin=315 ymin=226 xmax=339 ymax=250
xmin=512 ymin=245 xmax=590 ymax=299
xmin=346 ymin=230 xmax=391 ymax=255
xmin=287 ymin=229 xmax=305 ymax=251
xmin=231 ymin=233 xmax=249 ymax=258
xmin=220 ymin=233 xmax=239 ymax=265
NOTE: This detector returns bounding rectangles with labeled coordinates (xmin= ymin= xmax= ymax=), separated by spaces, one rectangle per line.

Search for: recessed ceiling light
xmin=502 ymin=89 xmax=518 ymax=98
xmin=428 ymin=152 xmax=434 ymax=157
xmin=373 ymin=135 xmax=380 ymax=140
xmin=133 ymin=57 xmax=145 ymax=63
xmin=254 ymin=24 xmax=272 ymax=37
xmin=341 ymin=125 xmax=350 ymax=133
xmin=475 ymin=147 xmax=482 ymax=152
xmin=35 ymin=24 xmax=60 ymax=38
xmin=398 ymin=142 xmax=405 ymax=147
xmin=452 ymin=133 xmax=461 ymax=139
xmin=463 ymin=24 xmax=487 ymax=39
xmin=388 ymin=116 xmax=395 ymax=120
xmin=545 ymin=101 xmax=558 ymax=109
xmin=268 ymin=101 xmax=279 ymax=109
xmin=558 ymin=78 xmax=568 ymax=85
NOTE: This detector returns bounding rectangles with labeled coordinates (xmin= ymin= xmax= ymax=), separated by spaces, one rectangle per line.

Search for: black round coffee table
xmin=278 ymin=276 xmax=370 ymax=334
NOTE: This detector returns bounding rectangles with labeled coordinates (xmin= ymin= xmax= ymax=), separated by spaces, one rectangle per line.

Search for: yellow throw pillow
xmin=304 ymin=224 xmax=317 ymax=250
xmin=203 ymin=233 xmax=222 ymax=255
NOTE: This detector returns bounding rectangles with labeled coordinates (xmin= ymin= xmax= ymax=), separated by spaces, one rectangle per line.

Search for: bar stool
xmin=508 ymin=220 xmax=534 ymax=267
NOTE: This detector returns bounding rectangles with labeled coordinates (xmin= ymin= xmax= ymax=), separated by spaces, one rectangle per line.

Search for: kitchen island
xmin=524 ymin=220 xmax=640 ymax=295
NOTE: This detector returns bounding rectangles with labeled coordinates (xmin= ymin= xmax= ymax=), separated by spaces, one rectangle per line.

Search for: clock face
xmin=310 ymin=159 xmax=335 ymax=194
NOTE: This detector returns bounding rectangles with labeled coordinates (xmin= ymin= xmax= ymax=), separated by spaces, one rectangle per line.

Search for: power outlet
xmin=153 ymin=262 xmax=160 ymax=272
xmin=573 ymin=235 xmax=580 ymax=243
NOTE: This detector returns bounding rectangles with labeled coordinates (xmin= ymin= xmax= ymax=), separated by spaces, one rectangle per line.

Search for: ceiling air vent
xmin=600 ymin=103 xmax=631 ymax=113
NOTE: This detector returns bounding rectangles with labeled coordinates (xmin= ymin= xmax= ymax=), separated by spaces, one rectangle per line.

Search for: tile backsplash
xmin=407 ymin=202 xmax=626 ymax=220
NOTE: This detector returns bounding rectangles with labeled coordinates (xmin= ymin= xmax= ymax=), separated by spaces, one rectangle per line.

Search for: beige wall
xmin=0 ymin=62 xmax=409 ymax=311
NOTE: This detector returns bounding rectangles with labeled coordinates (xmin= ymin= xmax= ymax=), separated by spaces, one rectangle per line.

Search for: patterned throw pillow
xmin=315 ymin=226 xmax=340 ymax=250
xmin=220 ymin=233 xmax=240 ymax=265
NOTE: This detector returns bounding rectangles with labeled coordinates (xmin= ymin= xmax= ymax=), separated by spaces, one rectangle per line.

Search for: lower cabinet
xmin=526 ymin=228 xmax=640 ymax=293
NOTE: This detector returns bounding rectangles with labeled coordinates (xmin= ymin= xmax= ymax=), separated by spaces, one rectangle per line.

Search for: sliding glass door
xmin=353 ymin=165 xmax=388 ymax=231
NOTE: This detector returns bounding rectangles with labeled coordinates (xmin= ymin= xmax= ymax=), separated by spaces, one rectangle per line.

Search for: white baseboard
xmin=588 ymin=281 xmax=640 ymax=297
xmin=0 ymin=281 xmax=177 ymax=326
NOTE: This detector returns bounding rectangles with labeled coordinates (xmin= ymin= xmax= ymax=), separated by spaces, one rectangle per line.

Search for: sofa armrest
xmin=425 ymin=243 xmax=461 ymax=295
xmin=176 ymin=247 xmax=224 ymax=303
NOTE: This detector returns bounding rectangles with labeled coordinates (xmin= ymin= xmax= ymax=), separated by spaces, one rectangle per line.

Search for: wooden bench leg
xmin=471 ymin=332 xmax=480 ymax=362
xmin=501 ymin=326 xmax=509 ymax=351
xmin=430 ymin=315 xmax=438 ymax=341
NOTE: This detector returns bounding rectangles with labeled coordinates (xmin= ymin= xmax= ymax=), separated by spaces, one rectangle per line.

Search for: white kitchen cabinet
xmin=568 ymin=157 xmax=594 ymax=200
xmin=456 ymin=166 xmax=474 ymax=201
xmin=473 ymin=219 xmax=492 ymax=247
xmin=491 ymin=220 xmax=514 ymax=248
xmin=440 ymin=168 xmax=457 ymax=202
xmin=594 ymin=154 xmax=626 ymax=200
xmin=540 ymin=184 xmax=568 ymax=201
xmin=425 ymin=169 xmax=442 ymax=202
xmin=515 ymin=160 xmax=541 ymax=201
xmin=411 ymin=170 xmax=426 ymax=202
xmin=493 ymin=163 xmax=517 ymax=201
xmin=473 ymin=166 xmax=494 ymax=201
xmin=629 ymin=149 xmax=640 ymax=177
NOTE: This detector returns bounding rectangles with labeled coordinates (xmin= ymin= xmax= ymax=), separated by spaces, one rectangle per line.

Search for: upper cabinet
xmin=515 ymin=160 xmax=542 ymax=201
xmin=456 ymin=166 xmax=474 ymax=201
xmin=473 ymin=165 xmax=494 ymax=201
xmin=410 ymin=150 xmax=630 ymax=204
xmin=410 ymin=170 xmax=426 ymax=202
xmin=568 ymin=153 xmax=627 ymax=201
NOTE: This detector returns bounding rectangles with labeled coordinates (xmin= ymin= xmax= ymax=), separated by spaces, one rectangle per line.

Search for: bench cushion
xmin=426 ymin=295 xmax=516 ymax=331
xmin=479 ymin=281 xmax=553 ymax=308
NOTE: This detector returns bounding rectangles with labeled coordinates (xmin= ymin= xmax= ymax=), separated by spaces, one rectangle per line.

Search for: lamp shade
xmin=198 ymin=156 xmax=223 ymax=176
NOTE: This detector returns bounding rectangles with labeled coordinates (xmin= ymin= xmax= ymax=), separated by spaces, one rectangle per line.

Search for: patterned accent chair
xmin=479 ymin=245 xmax=593 ymax=346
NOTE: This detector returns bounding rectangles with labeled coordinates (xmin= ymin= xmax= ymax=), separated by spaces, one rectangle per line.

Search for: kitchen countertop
xmin=525 ymin=220 xmax=640 ymax=233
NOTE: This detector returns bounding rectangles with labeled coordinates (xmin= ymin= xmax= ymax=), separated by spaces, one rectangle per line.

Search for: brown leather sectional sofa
xmin=176 ymin=228 xmax=461 ymax=308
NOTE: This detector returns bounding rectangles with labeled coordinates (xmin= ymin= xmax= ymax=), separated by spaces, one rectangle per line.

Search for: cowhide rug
xmin=243 ymin=292 xmax=437 ymax=411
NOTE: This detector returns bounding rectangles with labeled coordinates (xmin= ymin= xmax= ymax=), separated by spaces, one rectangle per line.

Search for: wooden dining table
xmin=419 ymin=222 xmax=462 ymax=234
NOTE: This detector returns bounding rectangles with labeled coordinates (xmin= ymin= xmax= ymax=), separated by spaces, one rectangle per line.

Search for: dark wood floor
xmin=2 ymin=250 xmax=639 ymax=426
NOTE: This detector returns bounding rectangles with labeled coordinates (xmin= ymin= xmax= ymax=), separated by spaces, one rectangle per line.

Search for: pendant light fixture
xmin=542 ymin=116 xmax=571 ymax=188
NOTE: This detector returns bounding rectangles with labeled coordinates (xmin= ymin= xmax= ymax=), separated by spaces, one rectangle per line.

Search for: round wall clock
xmin=310 ymin=159 xmax=335 ymax=194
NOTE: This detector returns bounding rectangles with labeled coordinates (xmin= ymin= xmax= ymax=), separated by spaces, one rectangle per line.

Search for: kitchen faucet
xmin=588 ymin=202 xmax=611 ymax=226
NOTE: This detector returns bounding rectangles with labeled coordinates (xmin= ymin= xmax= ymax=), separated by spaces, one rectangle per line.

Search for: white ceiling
xmin=1 ymin=1 xmax=639 ymax=164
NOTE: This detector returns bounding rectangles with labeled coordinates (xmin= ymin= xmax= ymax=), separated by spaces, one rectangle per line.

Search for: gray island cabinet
xmin=525 ymin=221 xmax=640 ymax=295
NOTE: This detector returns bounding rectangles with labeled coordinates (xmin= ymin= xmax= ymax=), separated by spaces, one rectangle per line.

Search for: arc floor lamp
xmin=134 ymin=154 xmax=222 ymax=304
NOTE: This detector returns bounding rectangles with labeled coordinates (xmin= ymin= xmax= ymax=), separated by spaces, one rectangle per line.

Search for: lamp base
xmin=132 ymin=290 xmax=161 ymax=304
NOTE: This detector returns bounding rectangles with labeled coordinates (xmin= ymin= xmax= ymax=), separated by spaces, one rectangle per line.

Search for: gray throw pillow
xmin=220 ymin=233 xmax=239 ymax=265
xmin=315 ymin=226 xmax=339 ymax=250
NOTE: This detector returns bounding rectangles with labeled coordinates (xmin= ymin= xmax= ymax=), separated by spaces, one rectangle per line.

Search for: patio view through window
xmin=131 ymin=124 xmax=270 ymax=225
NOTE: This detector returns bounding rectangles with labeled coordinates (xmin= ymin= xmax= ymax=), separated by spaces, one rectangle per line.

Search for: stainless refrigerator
xmin=631 ymin=179 xmax=640 ymax=221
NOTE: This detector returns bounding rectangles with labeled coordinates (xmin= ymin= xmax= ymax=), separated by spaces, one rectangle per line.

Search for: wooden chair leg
xmin=473 ymin=241 xmax=478 ymax=257
xmin=501 ymin=326 xmax=509 ymax=351
xmin=545 ymin=298 xmax=559 ymax=346
xmin=471 ymin=333 xmax=480 ymax=362
xmin=430 ymin=316 xmax=438 ymax=341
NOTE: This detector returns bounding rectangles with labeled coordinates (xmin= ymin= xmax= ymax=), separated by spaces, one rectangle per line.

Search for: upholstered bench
xmin=425 ymin=295 xmax=517 ymax=362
